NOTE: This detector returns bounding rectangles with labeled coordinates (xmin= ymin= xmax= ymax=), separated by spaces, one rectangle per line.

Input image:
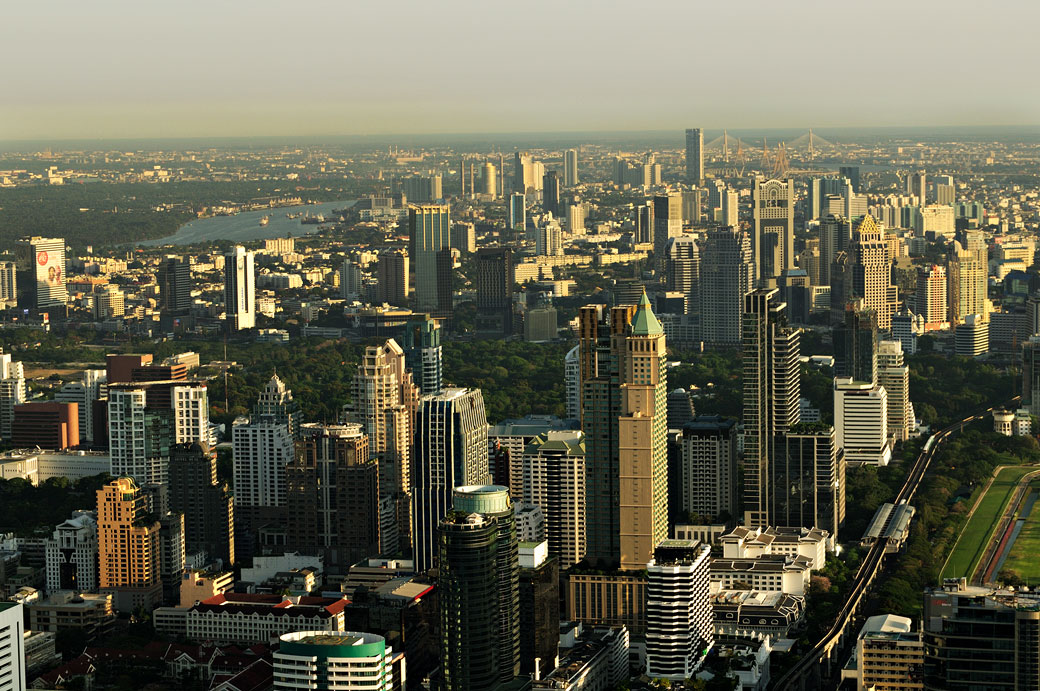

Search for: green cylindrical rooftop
xmin=452 ymin=484 xmax=511 ymax=514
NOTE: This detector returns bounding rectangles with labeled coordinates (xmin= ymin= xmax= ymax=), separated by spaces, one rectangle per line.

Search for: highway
xmin=771 ymin=396 xmax=1020 ymax=690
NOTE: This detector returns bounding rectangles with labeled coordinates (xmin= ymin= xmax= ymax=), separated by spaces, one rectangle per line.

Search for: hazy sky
xmin=3 ymin=0 xmax=1038 ymax=140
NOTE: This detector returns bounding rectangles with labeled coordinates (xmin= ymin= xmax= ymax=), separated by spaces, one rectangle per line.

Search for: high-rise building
xmin=482 ymin=161 xmax=498 ymax=197
xmin=0 ymin=261 xmax=15 ymax=304
xmin=0 ymin=351 xmax=26 ymax=441
xmin=521 ymin=431 xmax=586 ymax=569
xmin=274 ymin=630 xmax=397 ymax=691
xmin=514 ymin=151 xmax=538 ymax=193
xmin=340 ymin=259 xmax=363 ymax=299
xmin=168 ymin=442 xmax=234 ymax=566
xmin=254 ymin=373 xmax=303 ymax=439
xmin=475 ymin=247 xmax=515 ymax=336
xmin=834 ymin=378 xmax=891 ymax=466
xmin=634 ymin=201 xmax=653 ymax=244
xmin=916 ymin=264 xmax=948 ymax=330
xmin=752 ymin=178 xmax=795 ymax=281
xmin=947 ymin=241 xmax=986 ymax=325
xmin=850 ymin=215 xmax=897 ymax=331
xmin=676 ymin=415 xmax=738 ymax=523
xmin=774 ymin=425 xmax=846 ymax=540
xmin=55 ymin=369 xmax=105 ymax=443
xmin=0 ymin=602 xmax=26 ymax=691
xmin=565 ymin=345 xmax=581 ymax=421
xmin=1024 ymin=336 xmax=1040 ymax=418
xmin=223 ymin=246 xmax=255 ymax=331
xmin=508 ymin=192 xmax=526 ymax=233
xmin=15 ymin=236 xmax=67 ymax=310
xmin=536 ymin=219 xmax=563 ymax=257
xmin=231 ymin=414 xmax=295 ymax=558
xmin=742 ymin=289 xmax=801 ymax=527
xmin=44 ymin=511 xmax=98 ymax=593
xmin=700 ymin=227 xmax=754 ymax=346
xmin=409 ymin=204 xmax=451 ymax=312
xmin=97 ymin=477 xmax=163 ymax=612
xmin=345 ymin=339 xmax=419 ymax=554
xmin=451 ymin=221 xmax=476 ymax=254
xmin=908 ymin=171 xmax=926 ymax=206
xmin=400 ymin=316 xmax=443 ymax=396
xmin=564 ymin=149 xmax=579 ymax=187
xmin=108 ymin=388 xmax=172 ymax=485
xmin=839 ymin=166 xmax=861 ymax=194
xmin=412 ymin=388 xmax=490 ymax=573
xmin=403 ymin=174 xmax=442 ymax=203
xmin=287 ymin=423 xmax=379 ymax=568
xmin=580 ymin=292 xmax=669 ymax=570
xmin=518 ymin=542 xmax=559 ymax=680
xmin=376 ymin=250 xmax=409 ymax=307
xmin=645 ymin=540 xmax=713 ymax=680
xmin=667 ymin=388 xmax=696 ymax=429
xmin=157 ymin=256 xmax=192 ymax=315
xmin=653 ymin=193 xmax=683 ymax=273
xmin=665 ymin=236 xmax=699 ymax=316
xmin=818 ymin=214 xmax=852 ymax=285
xmin=543 ymin=170 xmax=561 ymax=215
xmin=439 ymin=485 xmax=520 ymax=691
xmin=833 ymin=304 xmax=878 ymax=385
xmin=685 ymin=128 xmax=704 ymax=185
xmin=721 ymin=189 xmax=739 ymax=228
xmin=12 ymin=401 xmax=79 ymax=449
xmin=878 ymin=340 xmax=913 ymax=442
xmin=566 ymin=201 xmax=585 ymax=235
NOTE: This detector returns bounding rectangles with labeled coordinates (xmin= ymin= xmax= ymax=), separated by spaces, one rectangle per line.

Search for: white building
xmin=709 ymin=555 xmax=812 ymax=596
xmin=232 ymin=416 xmax=296 ymax=512
xmin=108 ymin=388 xmax=167 ymax=485
xmin=877 ymin=341 xmax=912 ymax=442
xmin=274 ymin=630 xmax=397 ymax=691
xmin=224 ymin=245 xmax=256 ymax=330
xmin=0 ymin=352 xmax=26 ymax=441
xmin=834 ymin=377 xmax=892 ymax=466
xmin=241 ymin=553 xmax=324 ymax=585
xmin=522 ymin=431 xmax=586 ymax=568
xmin=45 ymin=512 xmax=98 ymax=593
xmin=0 ymin=602 xmax=26 ymax=691
xmin=565 ymin=345 xmax=581 ymax=421
xmin=646 ymin=540 xmax=713 ymax=680
xmin=719 ymin=526 xmax=828 ymax=570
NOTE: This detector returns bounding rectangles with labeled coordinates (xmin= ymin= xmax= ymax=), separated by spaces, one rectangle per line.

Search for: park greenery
xmin=0 ymin=474 xmax=112 ymax=536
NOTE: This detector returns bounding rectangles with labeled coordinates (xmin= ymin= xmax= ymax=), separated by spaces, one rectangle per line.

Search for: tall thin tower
xmin=685 ymin=128 xmax=704 ymax=185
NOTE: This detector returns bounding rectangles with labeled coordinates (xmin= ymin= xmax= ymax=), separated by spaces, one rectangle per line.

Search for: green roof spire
xmin=630 ymin=289 xmax=662 ymax=336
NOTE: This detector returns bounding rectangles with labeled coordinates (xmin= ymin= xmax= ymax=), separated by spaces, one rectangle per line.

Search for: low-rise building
xmin=709 ymin=555 xmax=812 ymax=596
xmin=841 ymin=614 xmax=923 ymax=691
xmin=710 ymin=590 xmax=805 ymax=639
xmin=154 ymin=593 xmax=348 ymax=644
xmin=719 ymin=526 xmax=830 ymax=568
xmin=532 ymin=624 xmax=629 ymax=691
xmin=27 ymin=591 xmax=116 ymax=640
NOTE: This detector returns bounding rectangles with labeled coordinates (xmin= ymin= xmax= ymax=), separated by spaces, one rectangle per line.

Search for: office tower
xmin=412 ymin=388 xmax=490 ymax=573
xmin=108 ymin=388 xmax=172 ymax=485
xmin=645 ymin=540 xmax=713 ymax=680
xmin=699 ymin=226 xmax=754 ymax=346
xmin=158 ymin=512 xmax=186 ymax=604
xmin=287 ymin=423 xmax=379 ymax=567
xmin=935 ymin=182 xmax=955 ymax=206
xmin=400 ymin=316 xmax=443 ymax=396
xmin=833 ymin=305 xmax=878 ymax=385
xmin=521 ymin=431 xmax=586 ymax=569
xmin=0 ymin=602 xmax=26 ymax=691
xmin=97 ymin=477 xmax=163 ymax=611
xmin=752 ymin=177 xmax=795 ymax=281
xmin=376 ymin=249 xmax=409 ymax=307
xmin=435 ymin=247 xmax=455 ymax=323
xmin=15 ymin=236 xmax=67 ymax=309
xmin=797 ymin=238 xmax=821 ymax=287
xmin=439 ymin=485 xmax=520 ymax=691
xmin=482 ymin=161 xmax=498 ymax=197
xmin=55 ymin=369 xmax=105 ymax=444
xmin=92 ymin=284 xmax=125 ymax=319
xmin=908 ymin=171 xmax=926 ymax=206
xmin=878 ymin=340 xmax=912 ymax=442
xmin=580 ymin=292 xmax=669 ymax=570
xmin=834 ymin=378 xmax=891 ymax=466
xmin=274 ymin=631 xmax=397 ymax=691
xmin=915 ymin=205 xmax=956 ymax=238
xmin=676 ymin=415 xmax=738 ymax=522
xmin=536 ymin=219 xmax=563 ymax=257
xmin=519 ymin=542 xmax=560 ymax=680
xmin=665 ymin=236 xmax=699 ymax=315
xmin=157 ymin=256 xmax=192 ymax=315
xmin=543 ymin=170 xmax=561 ymax=215
xmin=409 ymin=204 xmax=451 ymax=312
xmin=254 ymin=374 xmax=303 ymax=439
xmin=850 ymin=215 xmax=896 ymax=331
xmin=12 ymin=401 xmax=79 ymax=449
xmin=839 ymin=165 xmax=861 ymax=193
xmin=955 ymin=313 xmax=989 ymax=357
xmin=564 ymin=148 xmax=579 ymax=187
xmin=231 ymin=415 xmax=295 ymax=558
xmin=0 ymin=261 xmax=15 ymax=303
xmin=818 ymin=214 xmax=852 ymax=285
xmin=564 ymin=345 xmax=582 ymax=423
xmin=45 ymin=511 xmax=99 ymax=593
xmin=168 ymin=442 xmax=235 ymax=566
xmin=742 ymin=289 xmax=801 ymax=527
xmin=475 ymin=247 xmax=515 ymax=335
xmin=566 ymin=201 xmax=585 ymax=235
xmin=0 ymin=352 xmax=25 ymax=441
xmin=774 ymin=426 xmax=846 ymax=539
xmin=346 ymin=340 xmax=420 ymax=553
xmin=635 ymin=201 xmax=653 ymax=244
xmin=653 ymin=193 xmax=683 ymax=272
xmin=223 ymin=246 xmax=255 ymax=331
xmin=685 ymin=128 xmax=704 ymax=184
xmin=403 ymin=174 xmax=442 ymax=203
xmin=924 ymin=580 xmax=1040 ymax=691
xmin=947 ymin=241 xmax=986 ymax=325
xmin=507 ymin=192 xmax=526 ymax=233
xmin=721 ymin=189 xmax=739 ymax=228
xmin=807 ymin=176 xmax=844 ymax=222
xmin=450 ymin=221 xmax=476 ymax=254
xmin=667 ymin=388 xmax=696 ymax=429
xmin=916 ymin=264 xmax=948 ymax=329
xmin=682 ymin=189 xmax=702 ymax=226
xmin=340 ymin=259 xmax=363 ymax=299
xmin=513 ymin=151 xmax=536 ymax=193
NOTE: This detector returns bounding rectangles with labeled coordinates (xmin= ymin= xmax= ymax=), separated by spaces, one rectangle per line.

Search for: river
xmin=138 ymin=199 xmax=357 ymax=247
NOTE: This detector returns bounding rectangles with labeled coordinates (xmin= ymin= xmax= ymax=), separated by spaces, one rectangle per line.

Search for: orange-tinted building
xmin=12 ymin=401 xmax=80 ymax=449
xmin=97 ymin=477 xmax=163 ymax=612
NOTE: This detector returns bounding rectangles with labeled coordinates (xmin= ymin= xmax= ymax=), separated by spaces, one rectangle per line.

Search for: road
xmin=771 ymin=397 xmax=1019 ymax=690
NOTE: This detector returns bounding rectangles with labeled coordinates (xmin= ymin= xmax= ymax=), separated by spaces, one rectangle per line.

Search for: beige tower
xmin=97 ymin=477 xmax=162 ymax=611
xmin=850 ymin=215 xmax=897 ymax=331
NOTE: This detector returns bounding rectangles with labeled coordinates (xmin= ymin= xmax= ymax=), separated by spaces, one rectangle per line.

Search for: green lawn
xmin=941 ymin=466 xmax=1037 ymax=580
xmin=1001 ymin=482 xmax=1040 ymax=583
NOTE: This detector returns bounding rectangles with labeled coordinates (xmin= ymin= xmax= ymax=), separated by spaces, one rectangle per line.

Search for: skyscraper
xmin=848 ymin=215 xmax=897 ymax=331
xmin=157 ymin=256 xmax=192 ymax=315
xmin=676 ymin=415 xmax=738 ymax=523
xmin=818 ymin=213 xmax=852 ymax=285
xmin=564 ymin=148 xmax=579 ymax=187
xmin=752 ymin=177 xmax=795 ymax=281
xmin=107 ymin=387 xmax=172 ymax=486
xmin=340 ymin=259 xmax=363 ymax=300
xmin=97 ymin=477 xmax=163 ymax=612
xmin=721 ymin=189 xmax=739 ymax=228
xmin=376 ymin=250 xmax=410 ymax=307
xmin=699 ymin=227 xmax=754 ymax=346
xmin=839 ymin=165 xmax=861 ymax=193
xmin=685 ymin=128 xmax=704 ymax=185
xmin=409 ymin=204 xmax=451 ymax=312
xmin=508 ymin=192 xmax=526 ymax=233
xmin=653 ymin=193 xmax=683 ymax=273
xmin=400 ymin=316 xmax=443 ymax=396
xmin=482 ymin=161 xmax=498 ymax=197
xmin=916 ymin=264 xmax=948 ymax=330
xmin=223 ymin=246 xmax=255 ymax=331
xmin=908 ymin=171 xmax=926 ymax=206
xmin=635 ymin=201 xmax=654 ymax=244
xmin=833 ymin=304 xmax=878 ymax=385
xmin=412 ymin=388 xmax=490 ymax=573
xmin=231 ymin=414 xmax=295 ymax=558
xmin=948 ymin=240 xmax=986 ymax=325
xmin=0 ymin=602 xmax=26 ymax=691
xmin=773 ymin=425 xmax=846 ymax=540
xmin=439 ymin=485 xmax=520 ymax=691
xmin=543 ymin=170 xmax=561 ymax=215
xmin=665 ymin=236 xmax=699 ymax=315
xmin=834 ymin=378 xmax=892 ymax=466
xmin=878 ymin=340 xmax=913 ymax=442
xmin=44 ymin=511 xmax=98 ymax=593
xmin=645 ymin=540 xmax=713 ymax=680
xmin=580 ymin=292 xmax=669 ymax=570
xmin=403 ymin=174 xmax=442 ymax=203
xmin=0 ymin=352 xmax=26 ymax=441
xmin=514 ymin=151 xmax=536 ymax=193
xmin=742 ymin=288 xmax=801 ymax=527
xmin=15 ymin=236 xmax=66 ymax=310
xmin=521 ymin=431 xmax=586 ymax=569
xmin=475 ymin=247 xmax=515 ymax=335
xmin=254 ymin=374 xmax=303 ymax=439
xmin=169 ymin=442 xmax=235 ymax=567
xmin=0 ymin=261 xmax=15 ymax=304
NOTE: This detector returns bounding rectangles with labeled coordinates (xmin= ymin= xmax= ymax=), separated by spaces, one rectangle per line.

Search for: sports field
xmin=1000 ymin=483 xmax=1040 ymax=583
xmin=941 ymin=466 xmax=1036 ymax=580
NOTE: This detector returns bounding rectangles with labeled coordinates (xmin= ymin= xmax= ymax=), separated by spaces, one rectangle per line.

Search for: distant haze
xmin=3 ymin=0 xmax=1038 ymax=140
